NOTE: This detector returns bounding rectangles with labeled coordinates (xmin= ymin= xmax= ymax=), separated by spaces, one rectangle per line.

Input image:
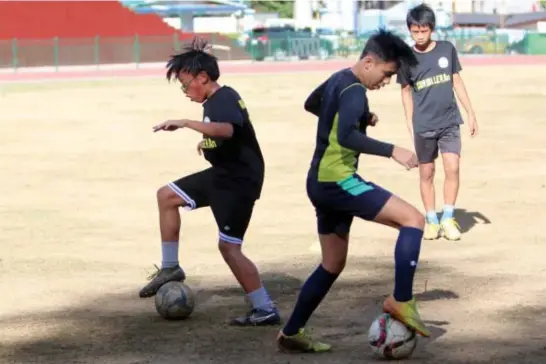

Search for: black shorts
xmin=307 ymin=174 xmax=392 ymax=236
xmin=167 ymin=168 xmax=255 ymax=244
xmin=414 ymin=125 xmax=461 ymax=164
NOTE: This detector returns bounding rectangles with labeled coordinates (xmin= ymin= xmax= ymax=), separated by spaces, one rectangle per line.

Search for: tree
xmin=541 ymin=0 xmax=546 ymax=9
xmin=250 ymin=0 xmax=293 ymax=18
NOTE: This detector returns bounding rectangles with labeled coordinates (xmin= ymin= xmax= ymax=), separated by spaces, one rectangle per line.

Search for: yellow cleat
xmin=383 ymin=295 xmax=431 ymax=337
xmin=423 ymin=223 xmax=441 ymax=240
xmin=277 ymin=328 xmax=332 ymax=353
xmin=441 ymin=218 xmax=461 ymax=241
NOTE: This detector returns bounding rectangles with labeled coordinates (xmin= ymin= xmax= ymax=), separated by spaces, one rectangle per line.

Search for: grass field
xmin=1 ymin=64 xmax=545 ymax=364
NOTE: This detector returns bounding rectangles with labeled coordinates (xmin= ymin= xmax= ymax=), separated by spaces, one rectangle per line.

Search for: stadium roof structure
xmin=121 ymin=0 xmax=253 ymax=16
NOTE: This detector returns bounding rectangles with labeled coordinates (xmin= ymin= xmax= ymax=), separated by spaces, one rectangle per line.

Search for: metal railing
xmin=1 ymin=31 xmax=544 ymax=72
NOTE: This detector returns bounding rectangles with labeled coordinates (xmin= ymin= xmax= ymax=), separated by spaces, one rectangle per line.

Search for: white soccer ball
xmin=154 ymin=281 xmax=195 ymax=320
xmin=368 ymin=313 xmax=418 ymax=360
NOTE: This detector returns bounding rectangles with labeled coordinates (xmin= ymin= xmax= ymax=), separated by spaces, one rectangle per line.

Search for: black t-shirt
xmin=201 ymin=86 xmax=265 ymax=199
xmin=396 ymin=41 xmax=463 ymax=133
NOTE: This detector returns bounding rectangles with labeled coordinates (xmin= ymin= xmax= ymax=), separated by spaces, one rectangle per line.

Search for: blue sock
xmin=247 ymin=286 xmax=275 ymax=312
xmin=283 ymin=265 xmax=339 ymax=336
xmin=426 ymin=211 xmax=439 ymax=224
xmin=161 ymin=241 xmax=179 ymax=268
xmin=393 ymin=227 xmax=423 ymax=302
xmin=441 ymin=205 xmax=454 ymax=221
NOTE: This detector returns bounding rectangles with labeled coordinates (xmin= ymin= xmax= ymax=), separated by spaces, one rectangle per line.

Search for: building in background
xmin=419 ymin=0 xmax=540 ymax=13
xmin=293 ymin=0 xmax=313 ymax=28
xmin=293 ymin=0 xmax=359 ymax=32
xmin=319 ymin=0 xmax=358 ymax=32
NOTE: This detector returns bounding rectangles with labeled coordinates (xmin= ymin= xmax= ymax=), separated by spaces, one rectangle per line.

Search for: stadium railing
xmin=1 ymin=31 xmax=545 ymax=72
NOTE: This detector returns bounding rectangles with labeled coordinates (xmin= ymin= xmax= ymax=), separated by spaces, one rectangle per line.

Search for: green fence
xmin=0 ymin=33 xmax=246 ymax=70
xmin=1 ymin=31 xmax=545 ymax=71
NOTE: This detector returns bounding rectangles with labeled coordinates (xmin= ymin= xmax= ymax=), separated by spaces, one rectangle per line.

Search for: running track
xmin=1 ymin=55 xmax=545 ymax=82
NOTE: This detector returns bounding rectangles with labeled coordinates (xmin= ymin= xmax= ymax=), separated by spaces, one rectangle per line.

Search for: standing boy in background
xmin=398 ymin=4 xmax=478 ymax=241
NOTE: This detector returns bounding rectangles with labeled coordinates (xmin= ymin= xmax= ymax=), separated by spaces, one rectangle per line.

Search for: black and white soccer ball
xmin=154 ymin=281 xmax=195 ymax=320
xmin=368 ymin=313 xmax=418 ymax=360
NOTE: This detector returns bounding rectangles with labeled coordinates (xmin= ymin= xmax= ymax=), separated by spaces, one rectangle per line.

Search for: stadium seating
xmin=0 ymin=1 xmax=249 ymax=66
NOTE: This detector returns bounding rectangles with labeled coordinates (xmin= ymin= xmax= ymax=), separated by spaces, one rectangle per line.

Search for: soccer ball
xmin=154 ymin=281 xmax=195 ymax=320
xmin=368 ymin=313 xmax=418 ymax=360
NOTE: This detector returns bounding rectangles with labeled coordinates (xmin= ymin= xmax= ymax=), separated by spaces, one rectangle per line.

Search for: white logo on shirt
xmin=203 ymin=116 xmax=211 ymax=123
xmin=438 ymin=57 xmax=449 ymax=69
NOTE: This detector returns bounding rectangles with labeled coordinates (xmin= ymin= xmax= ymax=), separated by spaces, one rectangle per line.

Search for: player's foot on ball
xmin=230 ymin=307 xmax=281 ymax=326
xmin=441 ymin=218 xmax=461 ymax=241
xmin=423 ymin=223 xmax=441 ymax=240
xmin=382 ymin=295 xmax=431 ymax=337
xmin=277 ymin=328 xmax=332 ymax=353
xmin=139 ymin=265 xmax=186 ymax=298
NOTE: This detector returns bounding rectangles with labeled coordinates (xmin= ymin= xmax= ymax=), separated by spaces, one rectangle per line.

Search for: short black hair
xmin=166 ymin=37 xmax=220 ymax=82
xmin=360 ymin=29 xmax=418 ymax=68
xmin=406 ymin=3 xmax=436 ymax=30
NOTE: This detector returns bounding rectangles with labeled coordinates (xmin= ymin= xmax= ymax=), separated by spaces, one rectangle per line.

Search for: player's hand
xmin=368 ymin=112 xmax=379 ymax=127
xmin=153 ymin=119 xmax=188 ymax=132
xmin=197 ymin=140 xmax=205 ymax=156
xmin=468 ymin=114 xmax=478 ymax=137
xmin=391 ymin=146 xmax=419 ymax=170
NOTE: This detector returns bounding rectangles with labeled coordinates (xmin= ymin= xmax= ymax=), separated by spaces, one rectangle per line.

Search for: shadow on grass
xmin=453 ymin=208 xmax=492 ymax=233
xmin=0 ymin=257 xmax=542 ymax=364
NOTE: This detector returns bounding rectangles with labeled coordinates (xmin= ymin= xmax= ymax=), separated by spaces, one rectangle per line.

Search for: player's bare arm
xmin=184 ymin=119 xmax=234 ymax=138
xmin=153 ymin=119 xmax=234 ymax=139
xmin=453 ymin=73 xmax=478 ymax=136
xmin=400 ymin=85 xmax=414 ymax=137
xmin=153 ymin=119 xmax=188 ymax=132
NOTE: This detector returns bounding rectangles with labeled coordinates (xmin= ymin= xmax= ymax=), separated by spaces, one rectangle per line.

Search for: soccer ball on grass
xmin=368 ymin=313 xmax=418 ymax=359
xmin=154 ymin=281 xmax=195 ymax=320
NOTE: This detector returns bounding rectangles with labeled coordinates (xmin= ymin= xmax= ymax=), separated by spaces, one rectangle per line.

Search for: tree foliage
xmin=249 ymin=1 xmax=293 ymax=18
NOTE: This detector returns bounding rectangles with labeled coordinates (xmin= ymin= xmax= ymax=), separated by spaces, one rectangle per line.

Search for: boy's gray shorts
xmin=414 ymin=125 xmax=461 ymax=164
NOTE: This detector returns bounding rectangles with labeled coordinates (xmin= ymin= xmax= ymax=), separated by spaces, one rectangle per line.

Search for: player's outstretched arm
xmin=185 ymin=120 xmax=234 ymax=139
xmin=153 ymin=118 xmax=234 ymax=138
xmin=304 ymin=81 xmax=327 ymax=116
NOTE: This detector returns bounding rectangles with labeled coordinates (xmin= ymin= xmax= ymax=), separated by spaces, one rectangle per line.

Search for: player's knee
xmin=218 ymin=240 xmax=242 ymax=258
xmin=157 ymin=185 xmax=180 ymax=207
xmin=444 ymin=163 xmax=460 ymax=179
xmin=419 ymin=164 xmax=435 ymax=181
xmin=321 ymin=255 xmax=346 ymax=274
xmin=403 ymin=209 xmax=425 ymax=230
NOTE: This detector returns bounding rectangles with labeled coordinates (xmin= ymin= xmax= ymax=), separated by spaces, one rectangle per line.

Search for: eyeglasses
xmin=180 ymin=77 xmax=196 ymax=92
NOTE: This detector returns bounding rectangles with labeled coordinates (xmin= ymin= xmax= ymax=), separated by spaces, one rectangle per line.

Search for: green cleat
xmin=383 ymin=295 xmax=431 ymax=337
xmin=277 ymin=328 xmax=332 ymax=353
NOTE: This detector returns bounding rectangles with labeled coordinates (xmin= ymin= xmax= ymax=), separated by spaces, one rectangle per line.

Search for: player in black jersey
xmin=139 ymin=37 xmax=280 ymax=326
